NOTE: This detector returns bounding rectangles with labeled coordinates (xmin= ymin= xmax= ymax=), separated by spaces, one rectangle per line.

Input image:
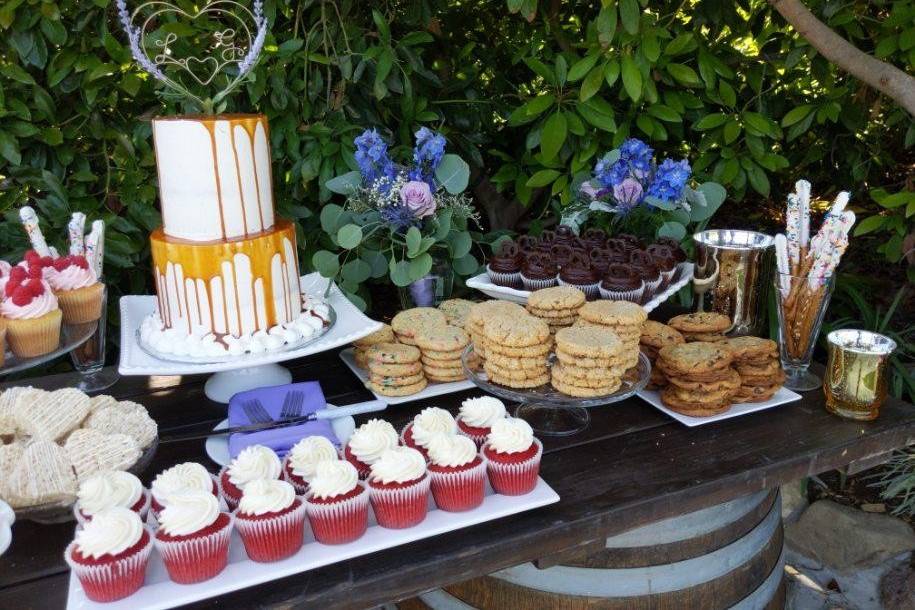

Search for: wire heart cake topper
xmin=116 ymin=0 xmax=268 ymax=113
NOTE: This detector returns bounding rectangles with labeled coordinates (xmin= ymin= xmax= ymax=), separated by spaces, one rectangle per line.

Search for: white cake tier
xmin=152 ymin=114 xmax=275 ymax=242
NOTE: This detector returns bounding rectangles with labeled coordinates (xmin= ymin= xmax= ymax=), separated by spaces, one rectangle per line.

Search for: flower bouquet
xmin=561 ymin=138 xmax=726 ymax=244
xmin=315 ymin=128 xmax=481 ymax=308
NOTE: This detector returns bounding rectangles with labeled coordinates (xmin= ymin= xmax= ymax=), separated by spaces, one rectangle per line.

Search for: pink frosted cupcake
xmin=150 ymin=462 xmax=218 ymax=520
xmin=368 ymin=446 xmax=430 ymax=529
xmin=426 ymin=434 xmax=486 ymax=512
xmin=218 ymin=445 xmax=282 ymax=510
xmin=305 ymin=460 xmax=369 ymax=544
xmin=75 ymin=471 xmax=150 ymax=525
xmin=234 ymin=479 xmax=306 ymax=562
xmin=456 ymin=396 xmax=507 ymax=449
xmin=49 ymin=254 xmax=104 ymax=324
xmin=401 ymin=407 xmax=457 ymax=459
xmin=66 ymin=507 xmax=153 ymax=602
xmin=283 ymin=436 xmax=339 ymax=494
xmin=344 ymin=419 xmax=400 ymax=480
xmin=154 ymin=491 xmax=233 ymax=584
xmin=483 ymin=418 xmax=542 ymax=496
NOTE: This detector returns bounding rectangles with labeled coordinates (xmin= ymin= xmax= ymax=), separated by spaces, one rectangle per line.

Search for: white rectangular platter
xmin=466 ymin=262 xmax=693 ymax=312
xmin=636 ymin=386 xmax=802 ymax=427
xmin=119 ymin=273 xmax=383 ymax=376
xmin=340 ymin=347 xmax=477 ymax=405
xmin=67 ymin=478 xmax=560 ymax=610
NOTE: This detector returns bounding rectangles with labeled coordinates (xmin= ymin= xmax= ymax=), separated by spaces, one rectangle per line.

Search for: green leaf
xmin=694 ymin=113 xmax=728 ymax=130
xmin=619 ymin=0 xmax=640 ymax=35
xmin=621 ymin=54 xmax=642 ymax=101
xmin=319 ymin=204 xmax=345 ymax=233
xmin=453 ymin=254 xmax=479 ymax=275
xmin=723 ymin=119 xmax=741 ymax=144
xmin=665 ymin=33 xmax=694 ymax=56
xmin=667 ymin=63 xmax=700 ymax=86
xmin=341 ymin=259 xmax=372 ymax=284
xmin=658 ymin=221 xmax=687 ymax=242
xmin=745 ymin=163 xmax=770 ymax=196
xmin=742 ymin=112 xmax=779 ymax=138
xmin=579 ymin=66 xmax=604 ymax=102
xmin=568 ymin=54 xmax=599 ymax=81
xmin=363 ymin=250 xmax=389 ymax=279
xmin=853 ymin=215 xmax=886 ymax=236
xmin=324 ymin=171 xmax=362 ymax=195
xmin=372 ymin=9 xmax=391 ymax=43
xmin=508 ymin=94 xmax=556 ymax=125
xmin=692 ymin=182 xmax=727 ymax=221
xmin=555 ymin=55 xmax=567 ymax=87
xmin=406 ymin=226 xmax=423 ymax=256
xmin=596 ymin=5 xmax=617 ymax=42
xmin=409 ymin=253 xmax=433 ymax=281
xmin=435 ymin=154 xmax=470 ymax=194
xmin=877 ymin=192 xmax=913 ymax=209
xmin=337 ymin=224 xmax=364 ymax=249
xmin=541 ymin=112 xmax=568 ymax=160
xmin=647 ymin=104 xmax=681 ymax=122
xmin=449 ymin=231 xmax=473 ymax=258
xmin=781 ymin=105 xmax=815 ymax=127
xmin=389 ymin=260 xmax=413 ymax=287
xmin=312 ymin=251 xmax=340 ymax=278
xmin=0 ymin=63 xmax=35 ymax=85
xmin=0 ymin=131 xmax=21 ymax=165
xmin=527 ymin=169 xmax=561 ymax=187
xmin=577 ymin=97 xmax=617 ymax=132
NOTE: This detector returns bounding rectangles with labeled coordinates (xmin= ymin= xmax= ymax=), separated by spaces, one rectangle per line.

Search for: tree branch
xmin=768 ymin=0 xmax=915 ymax=117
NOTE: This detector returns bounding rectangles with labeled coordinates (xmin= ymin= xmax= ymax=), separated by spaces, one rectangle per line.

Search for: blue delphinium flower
xmin=409 ymin=127 xmax=446 ymax=188
xmin=354 ymin=129 xmax=395 ymax=186
xmin=380 ymin=204 xmax=421 ymax=233
xmin=647 ymin=158 xmax=692 ymax=202
xmin=594 ymin=154 xmax=629 ymax=188
xmin=618 ymin=138 xmax=653 ymax=176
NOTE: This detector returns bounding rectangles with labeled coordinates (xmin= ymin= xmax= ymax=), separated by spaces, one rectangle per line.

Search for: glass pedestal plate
xmin=1 ymin=321 xmax=97 ymax=378
xmin=461 ymin=346 xmax=651 ymax=436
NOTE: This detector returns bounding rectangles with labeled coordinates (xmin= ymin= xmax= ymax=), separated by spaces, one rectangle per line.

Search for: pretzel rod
xmin=19 ymin=206 xmax=51 ymax=256
xmin=68 ymin=212 xmax=87 ymax=255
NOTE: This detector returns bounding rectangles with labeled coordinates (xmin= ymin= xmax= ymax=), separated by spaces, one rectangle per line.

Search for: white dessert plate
xmin=339 ymin=347 xmax=477 ymax=405
xmin=204 ymin=404 xmax=357 ymax=467
xmin=66 ymin=478 xmax=560 ymax=610
xmin=119 ymin=274 xmax=383 ymax=376
xmin=466 ymin=262 xmax=694 ymax=312
xmin=636 ymin=386 xmax=802 ymax=427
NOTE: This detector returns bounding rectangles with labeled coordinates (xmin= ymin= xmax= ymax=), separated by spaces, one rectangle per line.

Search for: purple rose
xmin=580 ymin=181 xmax=601 ymax=199
xmin=400 ymin=181 xmax=436 ymax=218
xmin=613 ymin=177 xmax=644 ymax=207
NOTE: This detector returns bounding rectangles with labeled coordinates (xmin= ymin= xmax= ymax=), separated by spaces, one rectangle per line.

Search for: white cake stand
xmin=118 ymin=274 xmax=383 ymax=403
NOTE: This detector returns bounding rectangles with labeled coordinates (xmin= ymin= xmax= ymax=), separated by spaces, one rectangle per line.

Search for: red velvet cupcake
xmin=154 ymin=491 xmax=233 ymax=584
xmin=456 ymin=396 xmax=507 ymax=449
xmin=150 ymin=462 xmax=218 ymax=520
xmin=344 ymin=418 xmax=400 ymax=480
xmin=234 ymin=479 xmax=306 ymax=562
xmin=75 ymin=471 xmax=150 ymax=525
xmin=305 ymin=460 xmax=369 ymax=544
xmin=368 ymin=446 xmax=430 ymax=529
xmin=282 ymin=436 xmax=339 ymax=494
xmin=483 ymin=418 xmax=542 ymax=496
xmin=426 ymin=435 xmax=486 ymax=512
xmin=218 ymin=445 xmax=283 ymax=510
xmin=65 ymin=507 xmax=153 ymax=602
xmin=400 ymin=407 xmax=458 ymax=459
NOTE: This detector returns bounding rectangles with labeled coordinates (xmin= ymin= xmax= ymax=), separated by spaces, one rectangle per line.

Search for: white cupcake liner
xmin=658 ymin=267 xmax=679 ymax=290
xmin=234 ymin=499 xmax=307 ymax=561
xmin=485 ymin=438 xmax=543 ymax=496
xmin=369 ymin=474 xmax=432 ymax=529
xmin=429 ymin=457 xmax=486 ymax=512
xmin=74 ymin=488 xmax=152 ymax=526
xmin=521 ymin=275 xmax=558 ymax=291
xmin=305 ymin=484 xmax=370 ymax=544
xmin=486 ymin=266 xmax=522 ymax=289
xmin=154 ymin=513 xmax=234 ymax=584
xmin=65 ymin=529 xmax=153 ymax=602
xmin=557 ymin=278 xmax=600 ymax=300
xmin=674 ymin=261 xmax=690 ymax=283
xmin=599 ymin=283 xmax=645 ymax=303
xmin=641 ymin=277 xmax=663 ymax=302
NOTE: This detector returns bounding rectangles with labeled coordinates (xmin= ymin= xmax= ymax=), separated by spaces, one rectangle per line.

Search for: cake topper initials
xmin=116 ymin=0 xmax=267 ymax=113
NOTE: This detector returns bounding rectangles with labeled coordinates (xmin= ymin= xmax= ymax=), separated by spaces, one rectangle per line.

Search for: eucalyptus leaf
xmin=341 ymin=259 xmax=372 ymax=283
xmin=336 ymin=224 xmax=364 ymax=249
xmin=405 ymin=226 xmax=422 ymax=256
xmin=320 ymin=204 xmax=345 ymax=234
xmin=658 ymin=221 xmax=687 ymax=241
xmin=389 ymin=259 xmax=413 ymax=287
xmin=312 ymin=250 xmax=340 ymax=278
xmin=435 ymin=154 xmax=470 ymax=194
xmin=362 ymin=250 xmax=389 ymax=278
xmin=452 ymin=253 xmax=479 ymax=275
xmin=409 ymin=252 xmax=433 ymax=281
xmin=449 ymin=231 xmax=473 ymax=258
xmin=324 ymin=170 xmax=363 ymax=195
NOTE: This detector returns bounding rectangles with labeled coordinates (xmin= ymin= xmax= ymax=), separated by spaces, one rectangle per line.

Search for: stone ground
xmin=782 ymin=482 xmax=915 ymax=610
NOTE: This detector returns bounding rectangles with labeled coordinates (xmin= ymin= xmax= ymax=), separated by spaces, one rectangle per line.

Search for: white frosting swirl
xmin=238 ymin=479 xmax=296 ymax=516
xmin=411 ymin=407 xmax=457 ymax=448
xmin=308 ymin=461 xmax=359 ymax=500
xmin=348 ymin=419 xmax=399 ymax=464
xmin=78 ymin=471 xmax=144 ymax=516
xmin=152 ymin=462 xmax=213 ymax=506
xmin=228 ymin=445 xmax=281 ymax=489
xmin=487 ymin=418 xmax=535 ymax=454
xmin=459 ymin=396 xmax=507 ymax=428
xmin=157 ymin=491 xmax=220 ymax=537
xmin=74 ymin=507 xmax=145 ymax=559
xmin=427 ymin=434 xmax=478 ymax=468
xmin=0 ymin=280 xmax=57 ymax=319
xmin=288 ymin=436 xmax=338 ymax=481
xmin=370 ymin=447 xmax=427 ymax=485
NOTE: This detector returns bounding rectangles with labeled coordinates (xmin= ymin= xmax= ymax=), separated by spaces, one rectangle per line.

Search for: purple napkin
xmin=227 ymin=381 xmax=338 ymax=459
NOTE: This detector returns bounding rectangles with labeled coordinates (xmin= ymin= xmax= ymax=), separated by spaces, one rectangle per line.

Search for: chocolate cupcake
xmin=647 ymin=244 xmax=678 ymax=289
xmin=551 ymin=244 xmax=574 ymax=269
xmin=655 ymin=237 xmax=687 ymax=262
xmin=616 ymin=233 xmax=643 ymax=249
xmin=629 ymin=249 xmax=663 ymax=302
xmin=553 ymin=226 xmax=576 ymax=246
xmin=605 ymin=238 xmax=635 ymax=258
xmin=589 ymin=248 xmax=613 ymax=276
xmin=487 ymin=241 xmax=523 ymax=288
xmin=599 ymin=263 xmax=645 ymax=302
xmin=521 ymin=252 xmax=558 ymax=291
xmin=557 ymin=251 xmax=600 ymax=299
xmin=583 ymin=228 xmax=608 ymax=250
xmin=516 ymin=235 xmax=539 ymax=251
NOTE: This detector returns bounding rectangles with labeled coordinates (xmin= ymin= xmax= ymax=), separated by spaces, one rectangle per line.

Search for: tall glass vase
xmin=398 ymin=257 xmax=454 ymax=308
xmin=774 ymin=272 xmax=835 ymax=391
xmin=70 ymin=283 xmax=119 ymax=392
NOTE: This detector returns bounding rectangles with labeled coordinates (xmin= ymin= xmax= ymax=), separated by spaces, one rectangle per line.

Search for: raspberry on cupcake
xmin=49 ymin=254 xmax=104 ymax=324
xmin=283 ymin=436 xmax=339 ymax=494
xmin=305 ymin=460 xmax=369 ymax=544
xmin=401 ymin=407 xmax=457 ymax=458
xmin=456 ymin=396 xmax=507 ymax=448
xmin=368 ymin=446 xmax=430 ymax=529
xmin=75 ymin=471 xmax=150 ymax=525
xmin=234 ymin=479 xmax=306 ymax=562
xmin=344 ymin=418 xmax=400 ymax=479
xmin=426 ymin=434 xmax=486 ymax=512
xmin=483 ymin=417 xmax=542 ymax=496
xmin=154 ymin=491 xmax=233 ymax=584
xmin=1 ymin=269 xmax=61 ymax=358
xmin=219 ymin=445 xmax=282 ymax=510
xmin=65 ymin=507 xmax=153 ymax=602
xmin=150 ymin=462 xmax=218 ymax=519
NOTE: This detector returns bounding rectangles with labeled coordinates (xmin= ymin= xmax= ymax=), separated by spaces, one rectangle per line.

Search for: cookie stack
xmin=437 ymin=298 xmax=475 ymax=329
xmin=481 ymin=314 xmax=552 ymax=388
xmin=466 ymin=300 xmax=527 ymax=360
xmin=413 ymin=325 xmax=472 ymax=383
xmin=352 ymin=324 xmax=395 ymax=369
xmin=723 ymin=336 xmax=785 ymax=403
xmin=639 ymin=320 xmax=684 ymax=389
xmin=576 ymin=300 xmax=647 ymax=368
xmin=551 ymin=325 xmax=626 ymax=397
xmin=667 ymin=312 xmax=731 ymax=342
xmin=657 ymin=342 xmax=740 ymax=417
xmin=525 ymin=286 xmax=585 ymax=334
xmin=391 ymin=307 xmax=447 ymax=346
xmin=364 ymin=342 xmax=427 ymax=397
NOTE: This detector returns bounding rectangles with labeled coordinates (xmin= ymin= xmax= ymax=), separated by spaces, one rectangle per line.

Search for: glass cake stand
xmin=0 ymin=321 xmax=97 ymax=377
xmin=461 ymin=345 xmax=651 ymax=437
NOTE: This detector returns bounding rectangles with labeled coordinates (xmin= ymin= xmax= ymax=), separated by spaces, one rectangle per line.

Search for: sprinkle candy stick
xmin=796 ymin=179 xmax=811 ymax=251
xmin=785 ymin=193 xmax=802 ymax=271
xmin=68 ymin=212 xmax=87 ymax=255
xmin=19 ymin=206 xmax=51 ymax=256
xmin=85 ymin=220 xmax=105 ymax=277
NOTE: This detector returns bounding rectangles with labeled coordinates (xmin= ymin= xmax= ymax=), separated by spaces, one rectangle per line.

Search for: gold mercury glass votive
xmin=824 ymin=329 xmax=897 ymax=421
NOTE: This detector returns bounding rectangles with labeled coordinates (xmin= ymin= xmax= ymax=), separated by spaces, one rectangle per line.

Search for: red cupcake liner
xmin=456 ymin=418 xmax=490 ymax=450
xmin=235 ymin=499 xmax=306 ymax=562
xmin=282 ymin=458 xmax=310 ymax=495
xmin=430 ymin=458 xmax=486 ymax=512
xmin=369 ymin=475 xmax=431 ymax=529
xmin=75 ymin=489 xmax=152 ymax=526
xmin=343 ymin=445 xmax=373 ymax=480
xmin=485 ymin=438 xmax=542 ymax=496
xmin=216 ymin=467 xmax=242 ymax=511
xmin=305 ymin=484 xmax=369 ymax=544
xmin=65 ymin=529 xmax=153 ymax=603
xmin=154 ymin=514 xmax=234 ymax=584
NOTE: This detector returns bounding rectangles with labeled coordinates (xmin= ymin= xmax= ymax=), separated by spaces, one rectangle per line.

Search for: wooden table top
xmin=2 ymin=349 xmax=914 ymax=610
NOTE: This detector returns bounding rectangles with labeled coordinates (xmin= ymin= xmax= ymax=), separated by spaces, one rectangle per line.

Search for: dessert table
xmin=2 ymin=345 xmax=915 ymax=609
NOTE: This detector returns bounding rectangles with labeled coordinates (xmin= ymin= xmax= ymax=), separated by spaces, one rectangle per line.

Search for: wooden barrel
xmin=411 ymin=490 xmax=784 ymax=610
